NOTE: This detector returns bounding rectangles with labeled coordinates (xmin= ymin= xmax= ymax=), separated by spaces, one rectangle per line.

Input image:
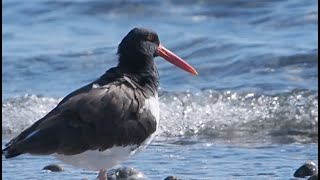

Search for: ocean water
xmin=2 ymin=0 xmax=318 ymax=179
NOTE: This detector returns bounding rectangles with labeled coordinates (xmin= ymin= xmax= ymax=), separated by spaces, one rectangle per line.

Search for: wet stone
xmin=42 ymin=164 xmax=64 ymax=172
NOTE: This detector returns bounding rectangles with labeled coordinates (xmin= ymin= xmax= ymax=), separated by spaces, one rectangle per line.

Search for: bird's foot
xmin=97 ymin=169 xmax=107 ymax=180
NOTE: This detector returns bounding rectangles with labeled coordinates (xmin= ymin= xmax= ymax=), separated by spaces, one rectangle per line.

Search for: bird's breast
xmin=140 ymin=93 xmax=160 ymax=126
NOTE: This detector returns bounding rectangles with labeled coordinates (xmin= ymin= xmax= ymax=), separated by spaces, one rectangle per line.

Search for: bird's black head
xmin=117 ymin=27 xmax=198 ymax=75
xmin=117 ymin=28 xmax=160 ymax=72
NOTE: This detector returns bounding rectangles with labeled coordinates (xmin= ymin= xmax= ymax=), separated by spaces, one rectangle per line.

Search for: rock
xmin=164 ymin=175 xmax=182 ymax=180
xmin=42 ymin=164 xmax=64 ymax=172
xmin=294 ymin=161 xmax=317 ymax=178
xmin=107 ymin=166 xmax=147 ymax=180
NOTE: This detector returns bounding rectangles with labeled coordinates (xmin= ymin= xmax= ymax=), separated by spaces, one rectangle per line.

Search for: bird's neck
xmin=114 ymin=54 xmax=160 ymax=95
xmin=118 ymin=53 xmax=155 ymax=70
xmin=128 ymin=70 xmax=159 ymax=96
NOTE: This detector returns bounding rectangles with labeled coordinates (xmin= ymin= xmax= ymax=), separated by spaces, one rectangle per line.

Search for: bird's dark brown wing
xmin=3 ymin=76 xmax=157 ymax=158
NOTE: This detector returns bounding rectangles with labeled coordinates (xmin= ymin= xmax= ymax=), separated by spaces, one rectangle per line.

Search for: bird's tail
xmin=2 ymin=145 xmax=23 ymax=159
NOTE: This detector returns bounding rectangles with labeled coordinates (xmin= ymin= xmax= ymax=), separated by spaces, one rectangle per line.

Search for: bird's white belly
xmin=54 ymin=94 xmax=160 ymax=171
xmin=54 ymin=145 xmax=138 ymax=171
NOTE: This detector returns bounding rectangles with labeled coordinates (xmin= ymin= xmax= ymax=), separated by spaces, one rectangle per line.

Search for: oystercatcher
xmin=3 ymin=28 xmax=198 ymax=179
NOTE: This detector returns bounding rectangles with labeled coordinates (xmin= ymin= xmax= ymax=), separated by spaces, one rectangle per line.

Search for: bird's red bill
xmin=157 ymin=44 xmax=198 ymax=75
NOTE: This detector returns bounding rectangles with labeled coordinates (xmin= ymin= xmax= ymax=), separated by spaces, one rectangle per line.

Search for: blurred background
xmin=2 ymin=0 xmax=318 ymax=179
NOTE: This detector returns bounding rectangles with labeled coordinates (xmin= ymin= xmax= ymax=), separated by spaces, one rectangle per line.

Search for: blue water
xmin=2 ymin=0 xmax=318 ymax=179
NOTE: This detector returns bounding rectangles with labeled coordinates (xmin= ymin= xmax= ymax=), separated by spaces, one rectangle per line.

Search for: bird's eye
xmin=146 ymin=34 xmax=154 ymax=41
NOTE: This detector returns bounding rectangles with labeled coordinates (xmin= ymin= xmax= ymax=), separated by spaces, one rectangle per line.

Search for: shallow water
xmin=2 ymin=139 xmax=318 ymax=180
xmin=2 ymin=0 xmax=318 ymax=179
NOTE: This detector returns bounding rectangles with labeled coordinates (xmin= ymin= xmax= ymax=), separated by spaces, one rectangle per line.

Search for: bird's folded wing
xmin=3 ymin=78 xmax=154 ymax=157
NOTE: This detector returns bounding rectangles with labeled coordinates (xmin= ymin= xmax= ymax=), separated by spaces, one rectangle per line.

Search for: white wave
xmin=2 ymin=89 xmax=318 ymax=143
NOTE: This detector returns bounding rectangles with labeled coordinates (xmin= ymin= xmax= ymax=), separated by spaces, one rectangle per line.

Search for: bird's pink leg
xmin=97 ymin=169 xmax=107 ymax=180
